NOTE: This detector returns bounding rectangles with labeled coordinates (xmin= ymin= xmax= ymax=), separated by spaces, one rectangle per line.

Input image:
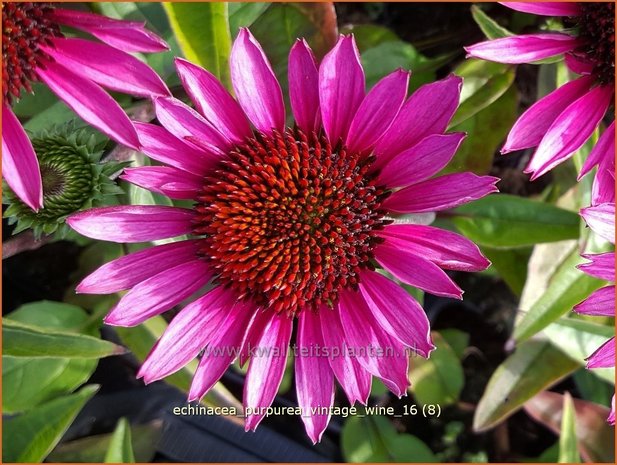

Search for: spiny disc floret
xmin=2 ymin=2 xmax=61 ymax=105
xmin=194 ymin=128 xmax=390 ymax=315
xmin=576 ymin=2 xmax=615 ymax=85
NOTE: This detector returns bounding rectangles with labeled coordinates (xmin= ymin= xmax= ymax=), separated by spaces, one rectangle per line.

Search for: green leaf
xmin=361 ymin=41 xmax=436 ymax=91
xmin=450 ymin=59 xmax=515 ymax=127
xmin=3 ymin=318 xmax=125 ymax=359
xmin=573 ymin=369 xmax=614 ymax=406
xmin=3 ymin=302 xmax=98 ymax=414
xmin=543 ymin=318 xmax=614 ymax=384
xmin=446 ymin=85 xmax=518 ymax=174
xmin=229 ymin=2 xmax=271 ymax=34
xmin=409 ymin=332 xmax=464 ymax=406
xmin=514 ymin=246 xmax=604 ymax=342
xmin=163 ymin=2 xmax=231 ymax=87
xmin=48 ymin=422 xmax=162 ymax=463
xmin=341 ymin=24 xmax=399 ymax=51
xmin=3 ymin=385 xmax=99 ymax=462
xmin=473 ymin=339 xmax=579 ymax=432
xmin=471 ymin=5 xmax=514 ymax=39
xmin=342 ymin=415 xmax=437 ymax=462
xmin=439 ymin=329 xmax=470 ymax=360
xmin=559 ymin=393 xmax=581 ymax=463
xmin=452 ymin=194 xmax=580 ymax=248
xmin=480 ymin=245 xmax=532 ymax=296
xmin=105 ymin=418 xmax=135 ymax=463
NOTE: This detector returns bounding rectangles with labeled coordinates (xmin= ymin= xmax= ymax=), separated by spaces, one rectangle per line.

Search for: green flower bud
xmin=4 ymin=123 xmax=127 ymax=238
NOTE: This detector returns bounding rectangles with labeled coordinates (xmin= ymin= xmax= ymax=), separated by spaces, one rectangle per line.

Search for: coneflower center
xmin=193 ymin=128 xmax=389 ymax=315
xmin=2 ymin=2 xmax=61 ymax=105
xmin=576 ymin=2 xmax=615 ymax=85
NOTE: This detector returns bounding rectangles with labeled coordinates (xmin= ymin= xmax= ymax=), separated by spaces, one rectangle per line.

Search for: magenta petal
xmin=374 ymin=245 xmax=463 ymax=299
xmin=500 ymin=2 xmax=581 ymax=16
xmin=288 ymin=39 xmax=321 ymax=133
xmin=586 ymin=337 xmax=615 ymax=369
xmin=577 ymin=252 xmax=615 ymax=282
xmin=154 ymin=96 xmax=230 ymax=154
xmin=2 ymin=104 xmax=42 ymax=211
xmin=379 ymin=132 xmax=466 ymax=188
xmin=580 ymin=121 xmax=615 ymax=179
xmin=67 ymin=205 xmax=194 ymax=243
xmin=105 ymin=260 xmax=212 ymax=327
xmin=565 ymin=53 xmax=594 ymax=75
xmin=51 ymin=8 xmax=169 ymax=53
xmin=175 ymin=58 xmax=251 ymax=145
xmin=465 ymin=33 xmax=581 ymax=64
xmin=527 ymin=85 xmax=613 ymax=179
xmin=121 ymin=166 xmax=202 ymax=200
xmin=138 ymin=286 xmax=236 ymax=383
xmin=36 ymin=60 xmax=140 ymax=150
xmin=573 ymin=285 xmax=615 ymax=317
xmin=296 ymin=310 xmax=335 ymax=444
xmin=77 ymin=240 xmax=201 ymax=294
xmin=383 ymin=173 xmax=499 ymax=213
xmin=135 ymin=122 xmax=218 ymax=175
xmin=346 ymin=69 xmax=409 ymax=154
xmin=359 ymin=270 xmax=435 ymax=355
xmin=319 ymin=306 xmax=371 ymax=405
xmin=591 ymin=159 xmax=616 ymax=207
xmin=581 ymin=203 xmax=615 ymax=244
xmin=230 ymin=28 xmax=285 ymax=134
xmin=374 ymin=74 xmax=462 ymax=167
xmin=338 ymin=289 xmax=410 ymax=396
xmin=319 ymin=35 xmax=365 ymax=145
xmin=239 ymin=309 xmax=270 ymax=368
xmin=42 ymin=38 xmax=169 ymax=98
xmin=244 ymin=313 xmax=293 ymax=431
xmin=378 ymin=224 xmax=490 ymax=272
xmin=188 ymin=302 xmax=255 ymax=402
xmin=502 ymin=76 xmax=592 ymax=153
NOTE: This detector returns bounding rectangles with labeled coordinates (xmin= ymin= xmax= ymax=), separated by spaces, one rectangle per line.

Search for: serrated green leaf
xmin=452 ymin=194 xmax=580 ymax=248
xmin=105 ymin=418 xmax=135 ymax=463
xmin=3 ymin=385 xmax=99 ymax=462
xmin=3 ymin=319 xmax=125 ymax=359
xmin=473 ymin=339 xmax=579 ymax=432
xmin=163 ymin=2 xmax=231 ymax=87
xmin=559 ymin=393 xmax=581 ymax=463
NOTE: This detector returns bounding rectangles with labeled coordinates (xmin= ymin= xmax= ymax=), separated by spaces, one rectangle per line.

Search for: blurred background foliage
xmin=2 ymin=2 xmax=614 ymax=463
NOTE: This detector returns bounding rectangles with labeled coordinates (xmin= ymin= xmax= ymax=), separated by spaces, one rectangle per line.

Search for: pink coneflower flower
xmin=2 ymin=2 xmax=170 ymax=211
xmin=465 ymin=2 xmax=615 ymax=180
xmin=68 ymin=29 xmax=497 ymax=442
xmin=576 ymin=201 xmax=615 ymax=424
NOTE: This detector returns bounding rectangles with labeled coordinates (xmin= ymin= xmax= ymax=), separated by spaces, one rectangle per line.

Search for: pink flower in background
xmin=465 ymin=2 xmax=615 ymax=180
xmin=576 ymin=202 xmax=615 ymax=424
xmin=2 ymin=2 xmax=170 ymax=211
xmin=68 ymin=29 xmax=496 ymax=442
